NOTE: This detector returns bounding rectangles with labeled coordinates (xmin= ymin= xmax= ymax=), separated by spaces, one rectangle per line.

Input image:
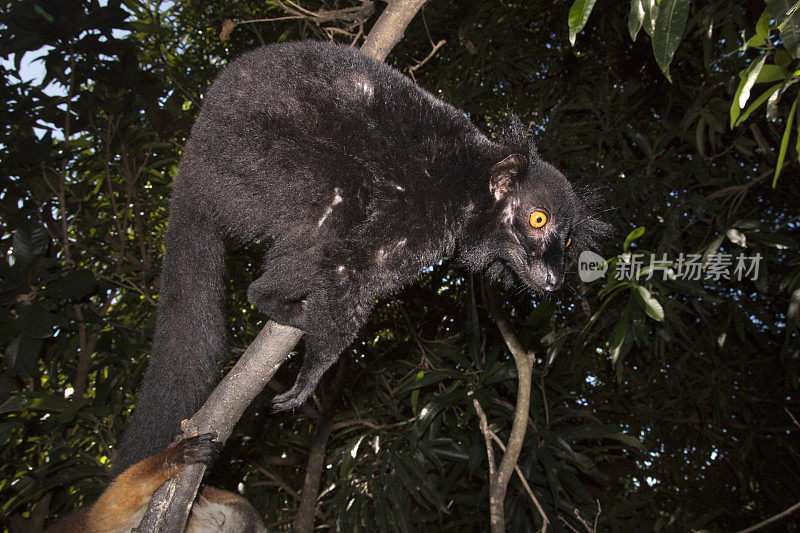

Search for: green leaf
xmin=773 ymin=93 xmax=798 ymax=187
xmin=4 ymin=336 xmax=42 ymax=378
xmin=415 ymin=389 xmax=465 ymax=436
xmin=45 ymin=270 xmax=96 ymax=300
xmin=16 ymin=306 xmax=56 ymax=339
xmin=0 ymin=395 xmax=30 ymax=415
xmin=128 ymin=21 xmax=171 ymax=36
xmin=608 ymin=432 xmax=645 ymax=449
xmin=12 ymin=220 xmax=49 ymax=268
xmin=568 ymin=0 xmax=597 ymax=46
xmin=393 ymin=368 xmax=463 ymax=395
xmin=0 ymin=421 xmax=22 ymax=447
xmin=746 ymin=9 xmax=772 ymax=48
xmin=34 ymin=4 xmax=55 ymax=22
xmin=734 ymin=83 xmax=782 ymax=127
xmin=767 ymin=75 xmax=800 ymax=121
xmin=776 ymin=49 xmax=792 ymax=68
xmin=739 ymin=55 xmax=767 ymax=110
xmin=642 ymin=0 xmax=659 ymax=37
xmin=623 ymin=226 xmax=646 ymax=251
xmin=796 ymin=97 xmax=800 ymax=163
xmin=468 ymin=438 xmax=485 ymax=477
xmin=609 ymin=306 xmax=630 ymax=364
xmin=756 ymin=64 xmax=790 ymax=83
xmin=788 ymin=288 xmax=800 ymax=328
xmin=629 ymin=0 xmax=645 ymax=41
xmin=766 ymin=0 xmax=800 ymax=58
xmin=702 ymin=235 xmax=725 ymax=267
xmin=749 ymin=231 xmax=798 ymax=250
xmin=651 ymin=0 xmax=690 ymax=80
xmin=634 ymin=286 xmax=665 ymax=322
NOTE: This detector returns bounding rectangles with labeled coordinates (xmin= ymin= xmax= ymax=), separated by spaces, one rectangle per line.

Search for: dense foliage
xmin=1 ymin=0 xmax=798 ymax=531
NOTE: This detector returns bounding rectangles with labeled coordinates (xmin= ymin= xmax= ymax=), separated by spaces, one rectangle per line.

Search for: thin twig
xmin=253 ymin=465 xmax=301 ymax=501
xmin=786 ymin=407 xmax=800 ymax=429
xmin=735 ymin=500 xmax=800 ymax=533
xmin=558 ymin=515 xmax=582 ymax=533
xmin=593 ymin=500 xmax=601 ymax=532
xmin=408 ymin=39 xmax=446 ymax=82
xmin=472 ymin=397 xmax=496 ymax=477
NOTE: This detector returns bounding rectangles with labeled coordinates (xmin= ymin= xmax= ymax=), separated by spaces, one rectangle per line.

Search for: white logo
xmin=579 ymin=251 xmax=608 ymax=282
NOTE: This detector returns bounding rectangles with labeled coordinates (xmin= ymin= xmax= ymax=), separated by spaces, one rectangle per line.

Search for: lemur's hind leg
xmin=270 ymin=284 xmax=372 ymax=411
xmin=248 ymin=236 xmax=320 ymax=330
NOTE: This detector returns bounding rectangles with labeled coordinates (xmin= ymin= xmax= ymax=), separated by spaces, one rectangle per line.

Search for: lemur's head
xmin=485 ymin=142 xmax=610 ymax=293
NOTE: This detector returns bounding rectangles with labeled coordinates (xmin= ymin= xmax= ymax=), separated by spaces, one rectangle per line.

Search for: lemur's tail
xmin=113 ymin=184 xmax=226 ymax=476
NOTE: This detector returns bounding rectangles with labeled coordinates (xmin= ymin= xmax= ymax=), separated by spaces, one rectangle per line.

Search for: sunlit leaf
xmin=623 ymin=226 xmax=646 ymax=251
xmin=766 ymin=0 xmax=800 ymax=58
xmin=734 ymin=83 xmax=781 ymax=127
xmin=634 ymin=286 xmax=665 ymax=322
xmin=642 ymin=0 xmax=658 ymax=36
xmin=567 ymin=0 xmax=597 ymax=46
xmin=12 ymin=220 xmax=49 ymax=268
xmin=651 ymin=0 xmax=690 ymax=80
xmin=746 ymin=9 xmax=772 ymax=48
xmin=774 ymin=93 xmax=799 ymax=187
xmin=629 ymin=0 xmax=645 ymax=41
xmin=731 ymin=55 xmax=767 ymax=127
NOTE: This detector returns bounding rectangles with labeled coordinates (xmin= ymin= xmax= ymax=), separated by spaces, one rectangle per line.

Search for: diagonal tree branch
xmin=361 ymin=0 xmax=428 ymax=61
xmin=135 ymin=321 xmax=303 ymax=532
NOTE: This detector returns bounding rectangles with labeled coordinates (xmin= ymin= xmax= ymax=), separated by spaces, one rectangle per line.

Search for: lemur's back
xmin=196 ymin=40 xmax=479 ymax=153
xmin=178 ymin=41 xmax=493 ymax=240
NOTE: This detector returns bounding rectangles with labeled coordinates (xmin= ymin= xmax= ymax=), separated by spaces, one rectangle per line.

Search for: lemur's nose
xmin=544 ymin=269 xmax=563 ymax=291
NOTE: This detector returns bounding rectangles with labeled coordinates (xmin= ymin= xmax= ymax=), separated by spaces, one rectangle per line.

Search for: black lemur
xmin=115 ymin=40 xmax=608 ymax=473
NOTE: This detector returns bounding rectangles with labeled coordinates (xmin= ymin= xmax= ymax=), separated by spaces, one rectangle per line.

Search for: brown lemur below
xmin=45 ymin=434 xmax=266 ymax=532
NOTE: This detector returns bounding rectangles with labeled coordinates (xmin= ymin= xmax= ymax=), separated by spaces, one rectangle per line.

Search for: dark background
xmin=1 ymin=0 xmax=798 ymax=530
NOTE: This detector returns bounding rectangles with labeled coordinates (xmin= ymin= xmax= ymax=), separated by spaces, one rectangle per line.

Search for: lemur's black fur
xmin=115 ymin=40 xmax=608 ymax=474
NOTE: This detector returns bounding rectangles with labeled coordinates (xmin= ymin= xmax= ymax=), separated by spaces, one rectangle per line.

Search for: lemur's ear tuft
xmin=489 ymin=153 xmax=527 ymax=201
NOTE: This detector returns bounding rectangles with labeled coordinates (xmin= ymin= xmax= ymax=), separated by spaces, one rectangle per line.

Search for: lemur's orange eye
xmin=566 ymin=237 xmax=572 ymax=247
xmin=529 ymin=211 xmax=548 ymax=228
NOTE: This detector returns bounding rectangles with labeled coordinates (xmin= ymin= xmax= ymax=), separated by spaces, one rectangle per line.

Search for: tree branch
xmin=135 ymin=321 xmax=302 ymax=532
xmin=735 ymin=500 xmax=800 ymax=533
xmin=487 ymin=429 xmax=548 ymax=531
xmin=360 ymin=0 xmax=428 ymax=61
xmin=472 ymin=397 xmax=496 ymax=478
xmin=480 ymin=282 xmax=548 ymax=533
xmin=293 ymin=363 xmax=345 ymax=533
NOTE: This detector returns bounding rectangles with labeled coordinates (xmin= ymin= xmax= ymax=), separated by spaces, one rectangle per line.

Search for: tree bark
xmin=293 ymin=363 xmax=345 ymax=533
xmin=360 ymin=0 xmax=428 ymax=61
xmin=135 ymin=321 xmax=302 ymax=532
xmin=477 ymin=283 xmax=549 ymax=533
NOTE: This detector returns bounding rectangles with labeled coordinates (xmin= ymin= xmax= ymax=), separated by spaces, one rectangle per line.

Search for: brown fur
xmin=46 ymin=434 xmax=265 ymax=533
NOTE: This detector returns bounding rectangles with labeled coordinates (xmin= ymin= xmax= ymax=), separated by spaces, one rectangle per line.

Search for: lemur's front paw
xmin=167 ymin=433 xmax=222 ymax=467
xmin=270 ymin=386 xmax=313 ymax=412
